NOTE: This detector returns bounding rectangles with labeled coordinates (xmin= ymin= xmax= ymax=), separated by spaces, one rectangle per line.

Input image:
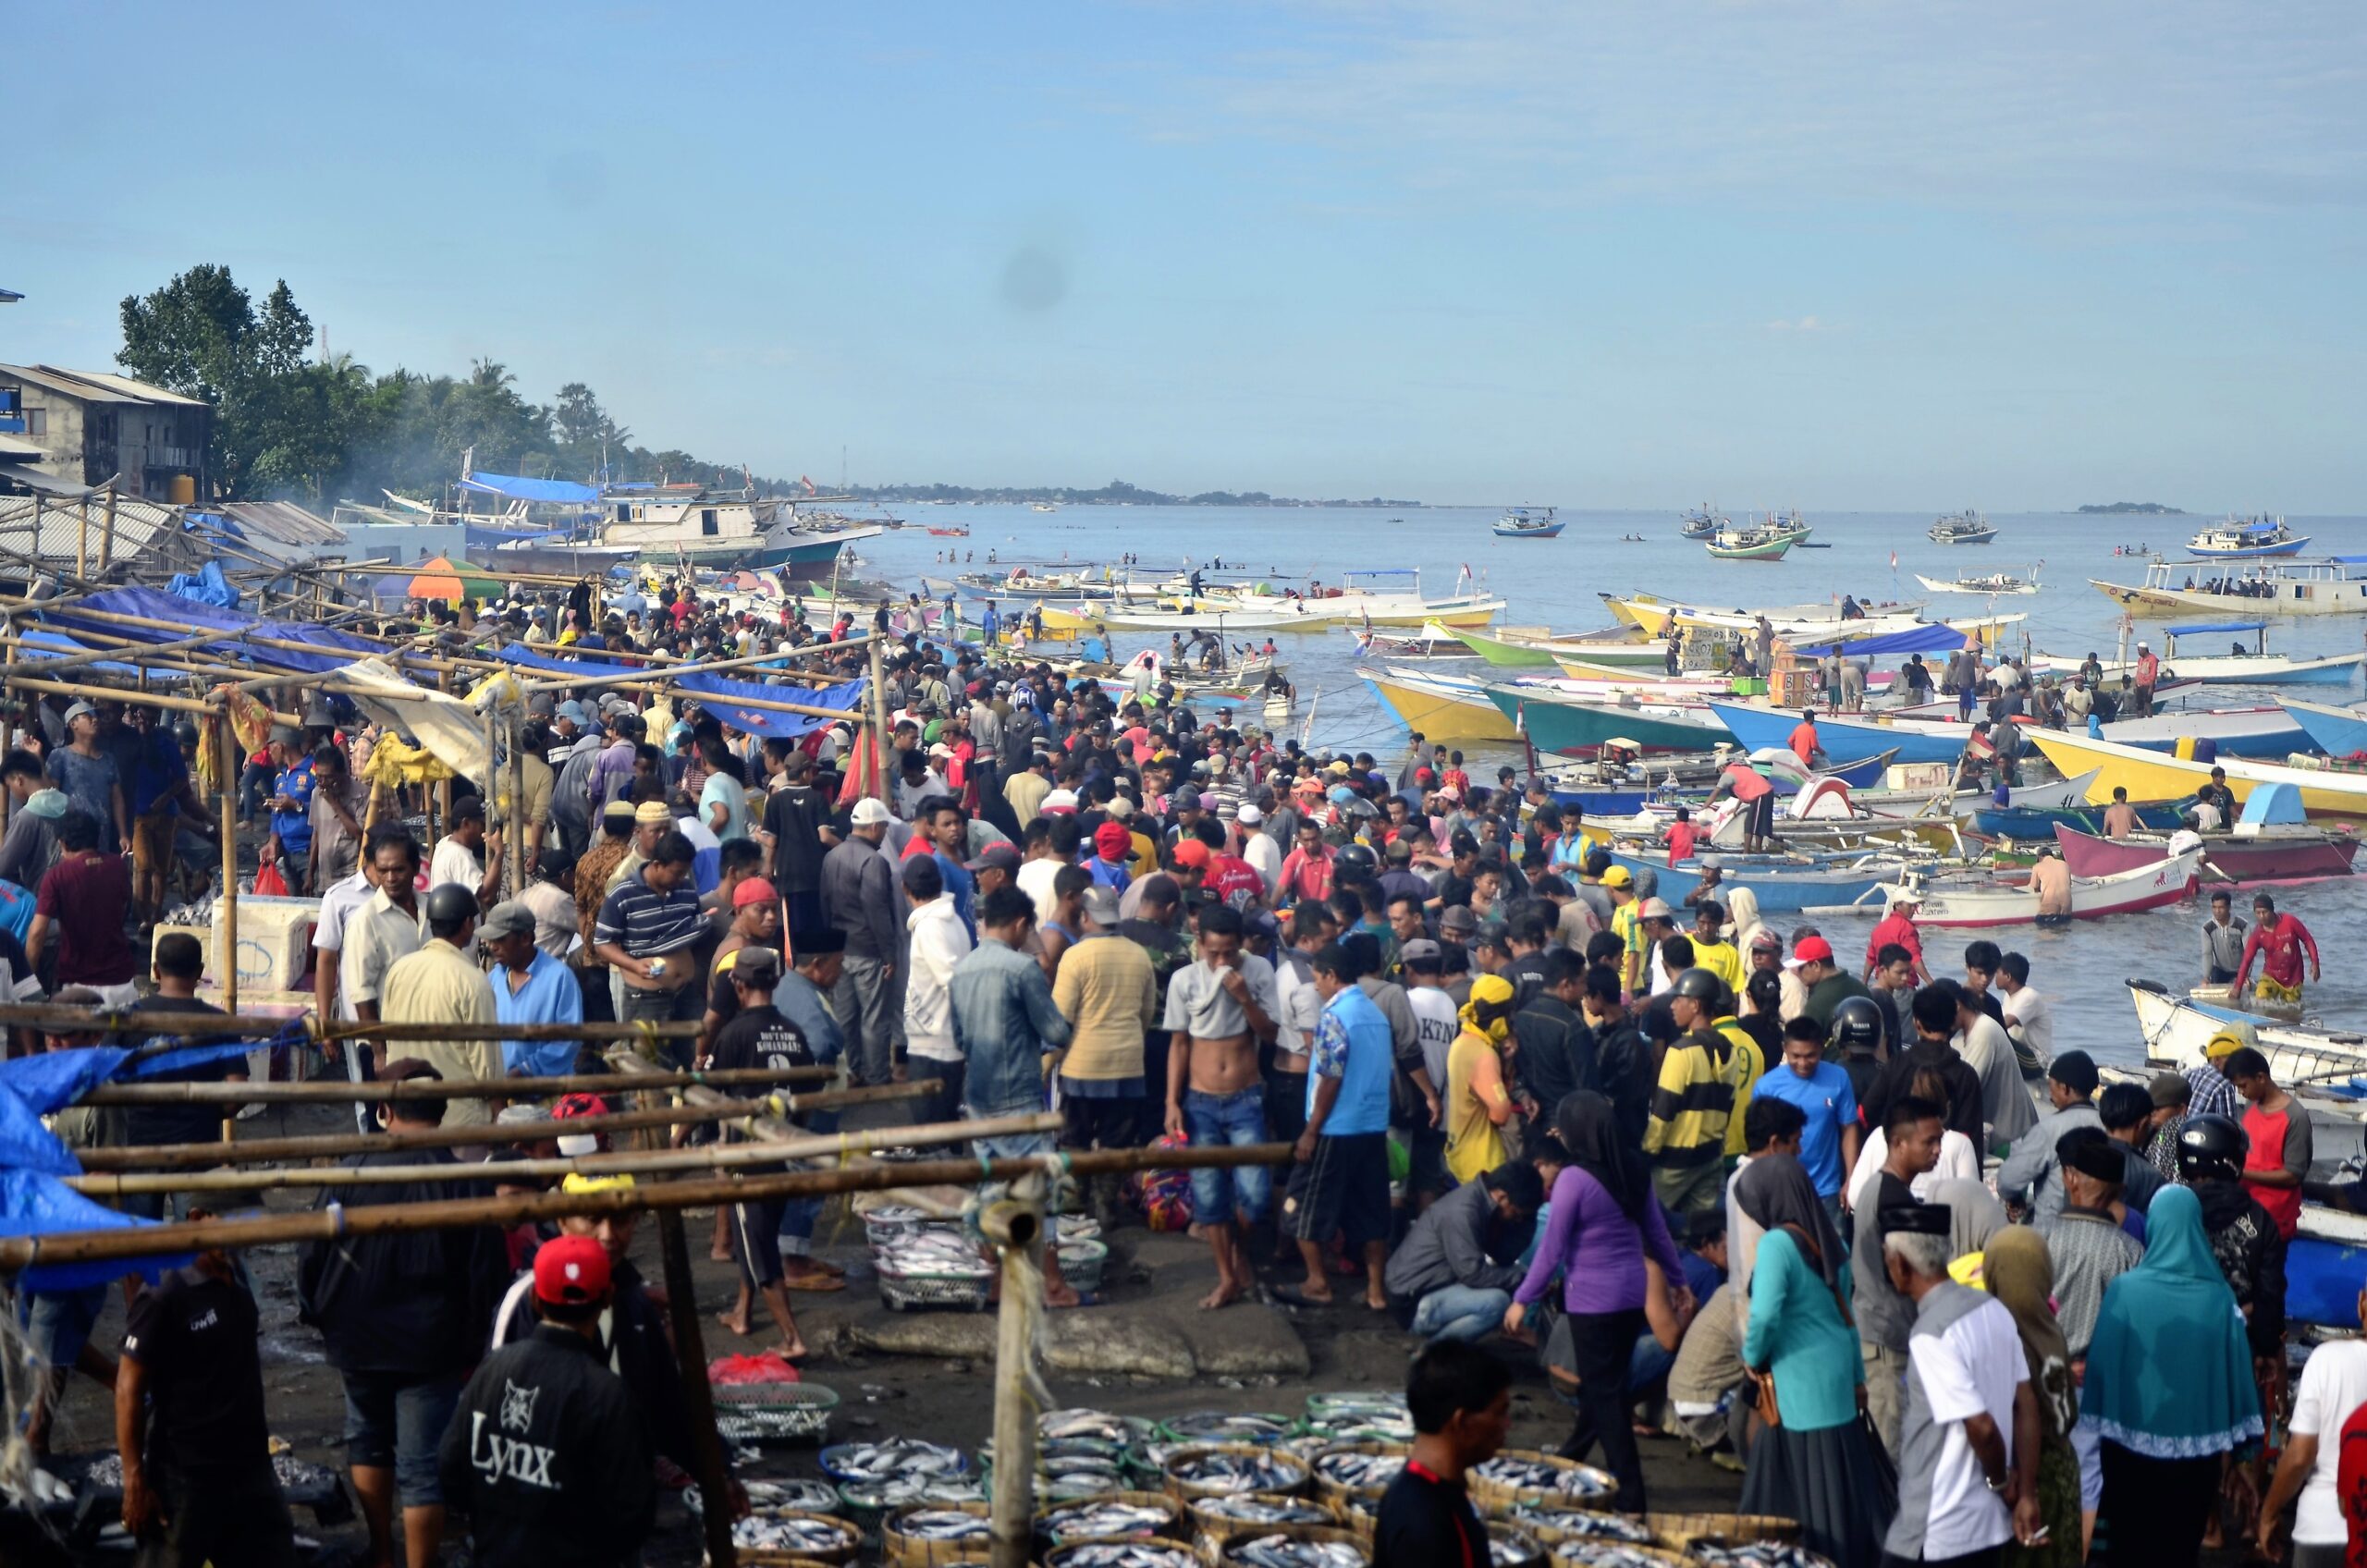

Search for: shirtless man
xmin=1161 ymin=904 xmax=1280 ymax=1309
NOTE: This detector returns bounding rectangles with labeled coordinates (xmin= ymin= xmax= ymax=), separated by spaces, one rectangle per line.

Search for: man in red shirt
xmin=1785 ymin=709 xmax=1825 ymax=770
xmin=1708 ymin=758 xmax=1778 ymax=853
xmin=27 ymin=807 xmax=138 ymax=1007
xmin=1862 ymin=890 xmax=1932 ymax=985
xmin=1277 ymin=821 xmax=1335 ymax=907
xmin=2233 ymin=890 xmax=2319 ymax=1003
xmin=2132 ymin=640 xmax=2160 ymax=717
xmin=1194 ymin=837 xmax=1268 ymax=908
xmin=1663 ymin=807 xmax=1698 ymax=867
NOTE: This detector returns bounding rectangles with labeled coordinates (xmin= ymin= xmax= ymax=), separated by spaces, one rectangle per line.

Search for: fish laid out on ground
xmin=824 ymin=1437 xmax=969 ymax=1481
xmin=1039 ymin=1499 xmax=1177 ymax=1538
xmin=1312 ymin=1450 xmax=1404 ymax=1491
xmin=1512 ymin=1506 xmax=1653 ymax=1544
xmin=898 ymin=1509 xmax=993 ymax=1541
xmin=1196 ymin=1495 xmax=1335 ymax=1526
xmin=1165 ymin=1411 xmax=1294 ymax=1442
xmin=1687 ymin=1546 xmax=1838 ymax=1568
xmin=1553 ymin=1545 xmax=1672 ymax=1568
xmin=1226 ymin=1534 xmax=1367 ymax=1568
xmin=1475 ymin=1457 xmax=1614 ymax=1500
xmin=1169 ymin=1451 xmax=1306 ymax=1494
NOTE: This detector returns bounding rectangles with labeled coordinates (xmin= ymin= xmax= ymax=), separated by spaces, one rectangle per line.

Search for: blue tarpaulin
xmin=459 ymin=472 xmax=599 ymax=505
xmin=166 ymin=559 xmax=239 ymax=609
xmin=10 ymin=630 xmax=144 ymax=677
xmin=492 ymin=644 xmax=866 ymax=740
xmin=2166 ymin=620 xmax=2269 ymax=637
xmin=42 ymin=586 xmax=385 ymax=675
xmin=1789 ymin=623 xmax=1974 ymax=658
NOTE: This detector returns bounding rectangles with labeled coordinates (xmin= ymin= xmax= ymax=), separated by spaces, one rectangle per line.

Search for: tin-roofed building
xmin=0 ymin=364 xmax=212 ymax=502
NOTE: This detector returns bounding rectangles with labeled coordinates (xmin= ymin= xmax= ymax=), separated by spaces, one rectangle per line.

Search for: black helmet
xmin=173 ymin=721 xmax=201 ymax=749
xmin=1671 ymin=967 xmax=1723 ymax=1003
xmin=1829 ymin=995 xmax=1884 ymax=1054
xmin=423 ymin=884 xmax=480 ymax=928
xmin=2176 ymin=1112 xmax=2249 ymax=1182
xmin=1333 ymin=842 xmax=1379 ymax=881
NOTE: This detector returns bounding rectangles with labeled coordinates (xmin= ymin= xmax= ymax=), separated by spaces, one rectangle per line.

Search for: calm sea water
xmin=355 ymin=503 xmax=2367 ymax=1066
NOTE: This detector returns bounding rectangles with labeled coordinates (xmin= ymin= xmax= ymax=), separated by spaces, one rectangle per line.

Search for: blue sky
xmin=5 ymin=2 xmax=2361 ymax=509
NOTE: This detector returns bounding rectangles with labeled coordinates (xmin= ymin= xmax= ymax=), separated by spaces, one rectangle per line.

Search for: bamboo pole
xmin=39 ymin=1011 xmax=705 ymax=1049
xmin=76 ymin=498 xmax=87 ymax=581
xmin=99 ymin=486 xmax=116 ymax=571
xmin=67 ymin=1111 xmax=1050 ymax=1196
xmin=74 ymin=1080 xmax=935 ymax=1170
xmin=866 ymin=636 xmax=891 ymax=806
xmin=217 ymin=715 xmax=239 ymax=1020
xmin=0 ymin=1144 xmax=1294 ymax=1270
xmin=983 ymin=1194 xmax=1043 ymax=1568
xmin=81 ymin=1062 xmax=835 ymax=1105
xmin=0 ymin=672 xmax=299 ymax=724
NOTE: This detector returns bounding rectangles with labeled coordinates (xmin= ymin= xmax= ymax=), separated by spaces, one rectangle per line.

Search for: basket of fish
xmin=837 ymin=1476 xmax=987 ymax=1551
xmin=822 ymin=1438 xmax=972 ymax=1487
xmin=862 ymin=1203 xmax=936 ymax=1243
xmin=1682 ymin=1544 xmax=1834 ymax=1568
xmin=1215 ymin=1523 xmax=1370 ymax=1568
xmin=1507 ymin=1507 xmax=1657 ymax=1550
xmin=1307 ymin=1442 xmax=1405 ymax=1506
xmin=1467 ymin=1452 xmax=1619 ymax=1513
xmin=1188 ymin=1491 xmax=1343 ymax=1550
xmin=1490 ymin=1525 xmax=1547 ymax=1568
xmin=1036 ymin=1491 xmax=1186 ymax=1549
xmin=1299 ymin=1394 xmax=1414 ymax=1444
xmin=876 ymin=1225 xmax=996 ymax=1312
xmin=1057 ymin=1236 xmax=1111 ymax=1293
xmin=710 ymin=1380 xmax=840 ymax=1444
xmin=882 ymin=1501 xmax=995 ymax=1567
xmin=1642 ymin=1516 xmax=1801 ymax=1551
xmin=1042 ymin=1409 xmax=1158 ymax=1448
xmin=724 ymin=1507 xmax=863 ymax=1564
xmin=1162 ymin=1443 xmax=1311 ymax=1501
xmin=1045 ymin=1540 xmax=1203 ymax=1568
xmin=689 ymin=1477 xmax=842 ymax=1518
xmin=1550 ymin=1546 xmax=1689 ymax=1568
xmin=1157 ymin=1412 xmax=1298 ymax=1446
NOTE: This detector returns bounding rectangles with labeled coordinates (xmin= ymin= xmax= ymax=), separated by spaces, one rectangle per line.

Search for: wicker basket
xmin=1056 ymin=1237 xmax=1110 ymax=1293
xmin=710 ymin=1381 xmax=840 ymax=1444
xmin=1490 ymin=1525 xmax=1546 ymax=1568
xmin=1047 ymin=1540 xmax=1198 ymax=1568
xmin=1306 ymin=1440 xmax=1406 ymax=1507
xmin=1162 ymin=1442 xmax=1312 ymax=1501
xmin=1548 ymin=1546 xmax=1691 ymax=1568
xmin=1500 ymin=1505 xmax=1658 ymax=1550
xmin=1215 ymin=1522 xmax=1370 ymax=1567
xmin=882 ymin=1501 xmax=995 ymax=1567
xmin=1466 ymin=1450 xmax=1619 ymax=1512
xmin=1187 ymin=1492 xmax=1343 ymax=1550
xmin=724 ymin=1508 xmax=861 ymax=1565
xmin=1157 ymin=1413 xmax=1299 ymax=1445
xmin=1643 ymin=1513 xmax=1801 ymax=1550
xmin=1035 ymin=1488 xmax=1186 ymax=1549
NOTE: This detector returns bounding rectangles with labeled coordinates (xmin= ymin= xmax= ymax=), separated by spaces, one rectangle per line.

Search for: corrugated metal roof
xmin=218 ymin=500 xmax=347 ymax=549
xmin=0 ymin=492 xmax=173 ymax=564
xmin=0 ymin=364 xmax=208 ymax=408
xmin=0 ymin=434 xmax=46 ymax=459
xmin=52 ymin=369 xmax=208 ymax=408
xmin=0 ymin=466 xmax=97 ymax=500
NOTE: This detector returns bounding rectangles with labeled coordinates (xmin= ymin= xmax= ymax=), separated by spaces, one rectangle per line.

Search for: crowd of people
xmin=6 ymin=582 xmax=2361 ymax=1568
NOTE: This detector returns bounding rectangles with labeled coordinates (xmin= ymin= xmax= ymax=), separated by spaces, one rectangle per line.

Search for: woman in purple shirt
xmin=1504 ymin=1090 xmax=1689 ymax=1513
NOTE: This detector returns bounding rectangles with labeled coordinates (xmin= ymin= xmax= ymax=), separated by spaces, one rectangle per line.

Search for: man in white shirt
xmin=1881 ymin=1203 xmax=2042 ymax=1562
xmin=311 ymin=860 xmax=378 ymax=1134
xmin=1236 ymin=803 xmax=1282 ymax=896
xmin=2258 ymin=1278 xmax=2367 ymax=1562
xmin=427 ymin=795 xmax=502 ymax=959
xmin=901 ymin=855 xmax=972 ymax=1127
xmin=1995 ymin=952 xmax=2052 ymax=1066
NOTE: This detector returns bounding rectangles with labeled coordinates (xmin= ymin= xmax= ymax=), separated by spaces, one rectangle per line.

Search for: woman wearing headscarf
xmin=1725 ymin=886 xmax=1767 ymax=958
xmin=1735 ymin=1152 xmax=1891 ymax=1568
xmin=1927 ymin=1175 xmax=2008 ymax=1287
xmin=2083 ymin=1184 xmax=2263 ymax=1566
xmin=1445 ymin=974 xmax=1518 ymax=1183
xmin=1987 ymin=1228 xmax=2084 ymax=1568
xmin=1506 ymin=1091 xmax=1689 ymax=1513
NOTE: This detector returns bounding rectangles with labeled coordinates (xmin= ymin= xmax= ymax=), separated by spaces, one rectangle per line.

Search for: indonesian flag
xmin=800 ymin=474 xmax=819 ymax=496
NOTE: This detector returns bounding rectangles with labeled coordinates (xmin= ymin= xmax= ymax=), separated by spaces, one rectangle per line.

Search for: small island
xmin=2078 ymin=501 xmax=2186 ymax=515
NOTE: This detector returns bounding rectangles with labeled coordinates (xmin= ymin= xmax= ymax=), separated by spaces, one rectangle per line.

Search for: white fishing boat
xmin=2091 ymin=556 xmax=2367 ymax=618
xmin=595 ymin=485 xmax=881 ymax=580
xmin=1914 ymin=564 xmax=2042 ymax=596
xmin=1678 ymin=504 xmax=1727 ymax=539
xmin=2031 ymin=620 xmax=2367 ymax=688
xmin=2187 ymin=515 xmax=2310 ymax=559
xmin=1929 ymin=510 xmax=1999 ymax=545
xmin=2127 ymin=978 xmax=2367 ymax=1085
xmin=1876 ymin=847 xmax=2201 ymax=926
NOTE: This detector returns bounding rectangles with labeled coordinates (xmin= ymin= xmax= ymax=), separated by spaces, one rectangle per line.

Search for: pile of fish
xmin=1492 ymin=1529 xmax=1545 ymax=1567
xmin=896 ymin=1508 xmax=993 ymax=1542
xmin=1037 ymin=1449 xmax=1131 ymax=1500
xmin=1162 ymin=1411 xmax=1294 ymax=1443
xmin=1042 ymin=1408 xmax=1154 ymax=1446
xmin=1195 ymin=1495 xmax=1336 ymax=1527
xmin=1039 ymin=1498 xmax=1178 ymax=1540
xmin=1512 ymin=1506 xmax=1654 ymax=1545
xmin=1168 ymin=1449 xmax=1308 ymax=1496
xmin=1552 ymin=1547 xmax=1674 ymax=1568
xmin=1225 ymin=1534 xmax=1367 ymax=1568
xmin=1047 ymin=1543 xmax=1202 ymax=1568
xmin=1475 ymin=1456 xmax=1615 ymax=1501
xmin=1686 ymin=1546 xmax=1837 ymax=1568
xmin=693 ymin=1477 xmax=840 ymax=1515
xmin=1312 ymin=1448 xmax=1404 ymax=1493
xmin=822 ymin=1437 xmax=969 ymax=1482
xmin=1301 ymin=1393 xmax=1415 ymax=1444
xmin=875 ymin=1224 xmax=994 ymax=1279
xmin=729 ymin=1512 xmax=860 ymax=1555
xmin=840 ymin=1475 xmax=986 ymax=1511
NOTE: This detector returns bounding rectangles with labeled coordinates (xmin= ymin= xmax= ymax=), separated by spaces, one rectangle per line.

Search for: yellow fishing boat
xmin=1359 ymin=666 xmax=1522 ymax=741
xmin=2026 ymin=729 xmax=2367 ymax=820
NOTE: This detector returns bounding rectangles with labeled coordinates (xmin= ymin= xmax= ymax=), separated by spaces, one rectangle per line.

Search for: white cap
xmin=1237 ymin=803 xmax=1263 ymax=824
xmin=850 ymin=798 xmax=891 ymax=827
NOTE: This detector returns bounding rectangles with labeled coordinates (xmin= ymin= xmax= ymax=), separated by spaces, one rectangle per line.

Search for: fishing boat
xmin=2033 ymin=621 xmax=2367 ymax=688
xmin=2279 ymin=696 xmax=2367 ymax=756
xmin=2187 ymin=516 xmax=2310 ymax=559
xmin=2126 ymin=978 xmax=2367 ymax=1088
xmin=1484 ymin=684 xmax=1724 ymax=756
xmin=1881 ymin=847 xmax=2201 ymax=927
xmin=1608 ymin=848 xmax=1919 ymax=914
xmin=955 ymin=567 xmax=1118 ymax=602
xmin=1678 ymin=504 xmax=1727 ymax=540
xmin=926 ymin=525 xmax=971 ymax=537
xmin=2028 ymin=728 xmax=2367 ymax=821
xmin=2054 ymin=815 xmax=2359 ymax=886
xmin=1453 ymin=623 xmax=1667 ymax=670
xmin=1914 ymin=565 xmax=2042 ymax=596
xmin=1492 ymin=507 xmax=1564 ymax=539
xmin=2090 ymin=556 xmax=2367 ymax=618
xmin=589 ymin=484 xmax=879 ymax=578
xmin=1928 ymin=510 xmax=1999 ymax=545
xmin=464 ymin=533 xmax=640 ymax=575
xmin=1704 ymin=514 xmax=1810 ymax=561
xmin=1358 ymin=667 xmax=1523 ymax=740
xmin=1601 ymin=593 xmax=1928 ymax=637
xmin=1347 ymin=624 xmax=1478 ymax=660
xmin=1970 ymin=796 xmax=2192 ymax=840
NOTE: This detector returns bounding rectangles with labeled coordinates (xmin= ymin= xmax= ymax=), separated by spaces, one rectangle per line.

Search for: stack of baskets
xmin=866 ymin=1211 xmax=994 ymax=1312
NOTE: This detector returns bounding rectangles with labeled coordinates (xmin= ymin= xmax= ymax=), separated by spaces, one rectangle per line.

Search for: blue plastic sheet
xmin=1788 ymin=623 xmax=1974 ymax=658
xmin=166 ymin=559 xmax=240 ymax=609
xmin=0 ymin=1047 xmax=129 ymax=1114
xmin=0 ymin=880 xmax=34 ymax=944
xmin=0 ymin=1084 xmax=77 ymax=1176
xmin=458 ymin=472 xmax=599 ymax=504
xmin=0 ymin=1170 xmax=191 ymax=1293
xmin=43 ymin=586 xmax=382 ymax=675
xmin=492 ymin=644 xmax=866 ymax=740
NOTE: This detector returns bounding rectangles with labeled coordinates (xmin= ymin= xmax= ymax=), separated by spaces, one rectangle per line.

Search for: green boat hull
xmin=1457 ymin=626 xmax=1662 ymax=668
xmin=1482 ymin=686 xmax=1722 ymax=755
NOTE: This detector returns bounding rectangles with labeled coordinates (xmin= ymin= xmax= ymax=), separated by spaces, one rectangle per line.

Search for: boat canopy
xmin=2165 ymin=620 xmax=2269 ymax=637
xmin=2237 ymin=781 xmax=2308 ymax=826
xmin=1788 ymin=623 xmax=1970 ymax=657
xmin=458 ymin=472 xmax=599 ymax=504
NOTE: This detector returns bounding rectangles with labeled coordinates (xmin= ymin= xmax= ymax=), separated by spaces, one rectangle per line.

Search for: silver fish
xmin=1688 ymin=1547 xmax=1836 ymax=1568
xmin=1303 ymin=1415 xmax=1417 ymax=1443
xmin=840 ymin=1476 xmax=985 ymax=1509
xmin=1199 ymin=1496 xmax=1334 ymax=1526
xmin=1313 ymin=1451 xmax=1404 ymax=1490
xmin=1303 ymin=1393 xmax=1409 ymax=1424
xmin=737 ymin=1478 xmax=842 ymax=1514
xmin=1166 ymin=1411 xmax=1294 ymax=1443
xmin=875 ymin=1228 xmax=995 ymax=1278
xmin=1552 ymin=1547 xmax=1669 ymax=1568
xmin=900 ymin=1509 xmax=993 ymax=1541
xmin=1041 ymin=1500 xmax=1176 ymax=1538
xmin=827 ymin=1437 xmax=968 ymax=1482
xmin=1050 ymin=1545 xmax=1201 ymax=1568
xmin=1475 ymin=1457 xmax=1613 ymax=1500
xmin=731 ymin=1514 xmax=856 ymax=1553
xmin=1227 ymin=1534 xmax=1367 ymax=1568
xmin=1512 ymin=1507 xmax=1652 ymax=1545
xmin=1170 ymin=1452 xmax=1306 ymax=1494
xmin=1492 ymin=1528 xmax=1543 ymax=1566
xmin=1041 ymin=1408 xmax=1149 ymax=1445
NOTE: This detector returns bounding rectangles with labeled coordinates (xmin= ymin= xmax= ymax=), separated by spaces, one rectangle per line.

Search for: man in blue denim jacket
xmin=950 ymin=883 xmax=1081 ymax=1305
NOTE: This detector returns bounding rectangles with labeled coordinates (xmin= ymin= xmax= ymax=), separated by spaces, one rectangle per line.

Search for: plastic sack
xmin=251 ymin=860 xmax=288 ymax=897
xmin=1132 ymin=1131 xmax=1195 ymax=1233
xmin=708 ymin=1353 xmax=801 ymax=1386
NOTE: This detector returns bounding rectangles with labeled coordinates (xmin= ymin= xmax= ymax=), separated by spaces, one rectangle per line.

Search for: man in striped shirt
xmin=591 ymin=831 xmax=707 ymax=1058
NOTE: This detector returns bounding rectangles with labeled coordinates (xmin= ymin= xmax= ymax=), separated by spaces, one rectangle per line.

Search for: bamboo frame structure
xmin=80 ymin=1062 xmax=836 ymax=1105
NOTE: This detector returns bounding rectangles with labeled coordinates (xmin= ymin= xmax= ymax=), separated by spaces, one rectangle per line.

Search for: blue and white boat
xmin=2186 ymin=516 xmax=2310 ymax=559
xmin=2278 ymin=696 xmax=2367 ymax=757
xmin=1605 ymin=847 xmax=1910 ymax=913
xmin=1705 ymin=697 xmax=2314 ymax=765
xmin=1493 ymin=507 xmax=1564 ymax=539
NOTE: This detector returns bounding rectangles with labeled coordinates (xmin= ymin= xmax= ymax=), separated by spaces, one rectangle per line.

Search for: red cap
xmin=1794 ymin=935 xmax=1835 ymax=963
xmin=731 ymin=876 xmax=780 ymax=909
xmin=1171 ymin=839 xmax=1212 ymax=870
xmin=533 ymin=1234 xmax=612 ymax=1305
xmin=1093 ymin=821 xmax=1132 ymax=858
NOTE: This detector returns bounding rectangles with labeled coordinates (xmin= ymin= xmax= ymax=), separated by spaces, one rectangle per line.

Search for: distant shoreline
xmin=2076 ymin=501 xmax=2186 ymax=515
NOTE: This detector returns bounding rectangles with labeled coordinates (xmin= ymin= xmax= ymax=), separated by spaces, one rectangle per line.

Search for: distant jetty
xmin=2078 ymin=501 xmax=2186 ymax=515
